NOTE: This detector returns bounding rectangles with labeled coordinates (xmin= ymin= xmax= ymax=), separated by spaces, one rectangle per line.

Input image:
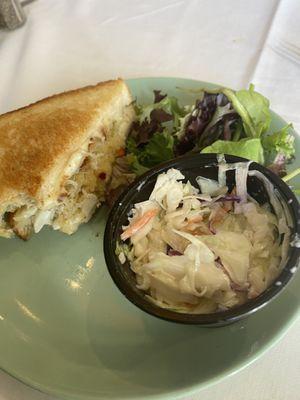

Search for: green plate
xmin=0 ymin=77 xmax=299 ymax=400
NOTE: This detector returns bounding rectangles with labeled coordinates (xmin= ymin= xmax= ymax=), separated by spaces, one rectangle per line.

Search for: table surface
xmin=0 ymin=0 xmax=299 ymax=399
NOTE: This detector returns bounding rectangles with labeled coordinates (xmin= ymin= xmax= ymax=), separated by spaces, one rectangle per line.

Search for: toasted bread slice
xmin=0 ymin=79 xmax=135 ymax=238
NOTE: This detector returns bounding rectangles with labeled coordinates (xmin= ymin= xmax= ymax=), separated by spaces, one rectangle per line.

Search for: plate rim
xmin=1 ymin=312 xmax=299 ymax=400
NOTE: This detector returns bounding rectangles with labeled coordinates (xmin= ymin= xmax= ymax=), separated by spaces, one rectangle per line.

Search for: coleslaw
xmin=116 ymin=160 xmax=291 ymax=314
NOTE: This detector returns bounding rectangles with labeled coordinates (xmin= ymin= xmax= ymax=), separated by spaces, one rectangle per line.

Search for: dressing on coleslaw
xmin=117 ymin=160 xmax=290 ymax=314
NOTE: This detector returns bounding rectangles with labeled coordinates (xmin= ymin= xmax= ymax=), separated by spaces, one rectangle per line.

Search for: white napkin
xmin=251 ymin=0 xmax=300 ymax=131
xmin=0 ymin=0 xmax=277 ymax=113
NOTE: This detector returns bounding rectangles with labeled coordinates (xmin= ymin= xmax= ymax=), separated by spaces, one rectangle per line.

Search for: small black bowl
xmin=104 ymin=154 xmax=300 ymax=326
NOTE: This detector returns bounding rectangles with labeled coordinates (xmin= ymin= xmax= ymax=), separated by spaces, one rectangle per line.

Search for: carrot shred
xmin=121 ymin=209 xmax=158 ymax=240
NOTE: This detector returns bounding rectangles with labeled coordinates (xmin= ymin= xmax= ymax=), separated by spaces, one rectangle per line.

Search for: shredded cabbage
xmin=118 ymin=159 xmax=290 ymax=314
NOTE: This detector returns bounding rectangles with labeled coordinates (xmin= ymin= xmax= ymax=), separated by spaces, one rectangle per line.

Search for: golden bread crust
xmin=0 ymin=79 xmax=131 ymax=206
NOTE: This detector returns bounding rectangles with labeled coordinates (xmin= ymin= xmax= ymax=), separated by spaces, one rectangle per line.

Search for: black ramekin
xmin=104 ymin=154 xmax=300 ymax=326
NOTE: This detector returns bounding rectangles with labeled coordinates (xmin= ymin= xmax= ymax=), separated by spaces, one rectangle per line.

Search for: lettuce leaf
xmin=201 ymin=138 xmax=264 ymax=163
xmin=139 ymin=130 xmax=174 ymax=167
xmin=130 ymin=92 xmax=189 ymax=151
xmin=124 ymin=91 xmax=183 ymax=176
xmin=126 ymin=154 xmax=149 ymax=176
xmin=136 ymin=95 xmax=186 ymax=126
xmin=262 ymin=124 xmax=295 ymax=162
xmin=222 ymin=84 xmax=271 ymax=138
xmin=198 ymin=103 xmax=238 ymax=147
xmin=127 ymin=131 xmax=174 ymax=175
xmin=175 ymin=92 xmax=239 ymax=155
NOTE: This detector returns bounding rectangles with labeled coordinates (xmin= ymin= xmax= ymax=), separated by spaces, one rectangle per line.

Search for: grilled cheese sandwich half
xmin=0 ymin=79 xmax=135 ymax=239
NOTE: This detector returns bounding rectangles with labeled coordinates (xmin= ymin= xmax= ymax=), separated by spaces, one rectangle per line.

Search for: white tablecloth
xmin=0 ymin=0 xmax=300 ymax=399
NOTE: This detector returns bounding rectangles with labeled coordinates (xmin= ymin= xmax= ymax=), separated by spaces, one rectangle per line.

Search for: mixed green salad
xmin=107 ymin=85 xmax=298 ymax=203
